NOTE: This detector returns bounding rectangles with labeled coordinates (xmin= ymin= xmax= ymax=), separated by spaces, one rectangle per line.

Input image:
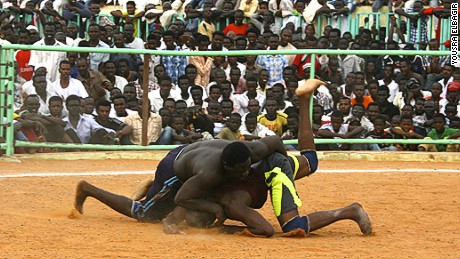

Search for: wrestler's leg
xmin=74 ymin=180 xmax=134 ymax=218
xmin=220 ymin=190 xmax=274 ymax=237
xmin=296 ymin=79 xmax=325 ymax=151
xmin=281 ymin=202 xmax=373 ymax=235
xmin=294 ymin=79 xmax=324 ymax=179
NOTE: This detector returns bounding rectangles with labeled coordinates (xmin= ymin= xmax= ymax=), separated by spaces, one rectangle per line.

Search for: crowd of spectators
xmin=0 ymin=0 xmax=459 ymax=153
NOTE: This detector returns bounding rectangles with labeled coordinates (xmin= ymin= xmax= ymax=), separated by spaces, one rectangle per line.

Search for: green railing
xmin=0 ymin=48 xmax=15 ymax=156
xmin=0 ymin=44 xmax=458 ymax=155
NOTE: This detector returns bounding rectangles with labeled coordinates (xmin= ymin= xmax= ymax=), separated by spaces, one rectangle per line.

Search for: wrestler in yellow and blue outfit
xmin=255 ymin=150 xmax=318 ymax=233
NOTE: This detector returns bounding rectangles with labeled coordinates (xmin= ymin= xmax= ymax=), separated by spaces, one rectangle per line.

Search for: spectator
xmin=102 ymin=61 xmax=129 ymax=94
xmin=117 ymin=59 xmax=138 ymax=82
xmin=418 ymin=114 xmax=460 ymax=152
xmin=258 ymin=98 xmax=288 ymax=136
xmin=366 ymin=80 xmax=380 ymax=102
xmin=20 ymin=94 xmax=71 ymax=144
xmin=76 ymin=58 xmax=109 ymax=102
xmin=227 ymin=66 xmax=246 ymax=94
xmin=63 ymin=95 xmax=115 ymax=144
xmin=52 ymin=60 xmax=89 ymax=100
xmin=123 ymin=22 xmax=145 ymax=50
xmin=29 ymin=22 xmax=67 ymax=82
xmin=425 ymin=39 xmax=451 ymax=90
xmin=364 ymin=60 xmax=377 ymax=84
xmin=317 ymin=110 xmax=365 ymax=150
xmin=21 ymin=74 xmax=54 ymax=114
xmin=269 ymin=0 xmax=294 ymax=32
xmin=15 ymin=29 xmax=34 ymax=82
xmin=391 ymin=114 xmax=424 ymax=151
xmin=93 ymin=100 xmax=133 ymax=145
xmin=319 ymin=56 xmax=343 ymax=86
xmin=394 ymin=78 xmax=432 ymax=112
xmin=222 ymin=10 xmax=248 ymax=37
xmin=338 ymin=38 xmax=363 ymax=81
xmin=216 ymin=112 xmax=244 ymax=140
xmin=170 ymin=113 xmax=204 ymax=144
xmin=161 ymin=30 xmax=187 ymax=85
xmin=271 ymin=83 xmax=293 ymax=113
xmin=110 ymin=95 xmax=136 ymax=122
xmin=256 ymin=34 xmax=288 ymax=85
xmin=281 ymin=112 xmax=299 ymax=149
xmin=403 ymin=44 xmax=428 ymax=77
xmin=375 ymin=85 xmax=400 ymax=121
xmin=111 ymin=1 xmax=144 ymax=38
xmin=233 ymin=77 xmax=265 ymax=115
xmin=87 ymin=23 xmax=110 ymax=71
xmin=378 ymin=64 xmax=399 ymax=102
xmin=444 ymin=103 xmax=459 ymax=126
xmin=365 ymin=115 xmax=397 ymax=151
xmin=396 ymin=59 xmax=425 ymax=87
xmin=277 ymin=28 xmax=297 ymax=66
xmin=427 ymin=82 xmax=446 ymax=113
xmin=395 ymin=1 xmax=428 ymax=45
xmin=351 ymin=84 xmax=373 ymax=109
xmin=189 ymin=35 xmax=214 ymax=88
xmin=124 ymin=98 xmax=169 ymax=145
xmin=366 ymin=102 xmax=381 ymax=124
xmin=148 ymin=76 xmax=179 ymax=113
xmin=197 ymin=7 xmax=216 ymax=40
xmin=110 ymin=31 xmax=143 ymax=72
xmin=62 ymin=0 xmax=91 ymax=24
xmin=350 ymin=103 xmax=374 ymax=132
xmin=340 ymin=72 xmax=356 ymax=98
xmin=220 ymin=99 xmax=234 ymax=118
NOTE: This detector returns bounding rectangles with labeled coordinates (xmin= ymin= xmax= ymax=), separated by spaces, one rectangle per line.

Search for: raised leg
xmin=307 ymin=202 xmax=373 ymax=235
xmin=74 ymin=180 xmax=134 ymax=218
xmin=296 ymin=79 xmax=325 ymax=151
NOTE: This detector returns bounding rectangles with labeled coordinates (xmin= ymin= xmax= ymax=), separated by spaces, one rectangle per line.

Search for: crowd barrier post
xmin=0 ymin=48 xmax=15 ymax=156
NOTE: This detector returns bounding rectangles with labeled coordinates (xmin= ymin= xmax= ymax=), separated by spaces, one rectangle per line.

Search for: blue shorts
xmin=131 ymin=145 xmax=187 ymax=222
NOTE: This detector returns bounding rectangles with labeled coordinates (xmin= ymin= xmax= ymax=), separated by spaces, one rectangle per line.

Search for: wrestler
xmin=73 ymin=135 xmax=286 ymax=224
xmin=178 ymin=79 xmax=373 ymax=236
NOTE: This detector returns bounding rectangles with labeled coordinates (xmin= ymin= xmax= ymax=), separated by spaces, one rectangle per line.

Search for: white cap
xmin=26 ymin=25 xmax=39 ymax=31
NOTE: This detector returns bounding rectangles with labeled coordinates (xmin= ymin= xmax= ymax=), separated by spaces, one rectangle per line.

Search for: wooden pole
xmin=141 ymin=54 xmax=151 ymax=146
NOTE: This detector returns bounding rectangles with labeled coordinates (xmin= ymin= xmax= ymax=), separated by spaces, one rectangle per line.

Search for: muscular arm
xmin=247 ymin=135 xmax=287 ymax=162
xmin=317 ymin=128 xmax=341 ymax=138
xmin=219 ymin=190 xmax=274 ymax=237
xmin=343 ymin=126 xmax=365 ymax=138
xmin=173 ymin=173 xmax=225 ymax=225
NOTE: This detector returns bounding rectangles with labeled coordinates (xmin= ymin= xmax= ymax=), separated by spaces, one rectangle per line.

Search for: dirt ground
xmin=0 ymin=158 xmax=459 ymax=258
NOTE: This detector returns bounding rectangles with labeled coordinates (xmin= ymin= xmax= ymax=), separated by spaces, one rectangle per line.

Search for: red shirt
xmin=423 ymin=6 xmax=458 ymax=43
xmin=222 ymin=23 xmax=248 ymax=36
xmin=292 ymin=54 xmax=321 ymax=78
xmin=14 ymin=50 xmax=34 ymax=81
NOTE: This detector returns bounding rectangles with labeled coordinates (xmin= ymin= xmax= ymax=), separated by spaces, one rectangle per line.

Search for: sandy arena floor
xmin=0 ymin=158 xmax=459 ymax=258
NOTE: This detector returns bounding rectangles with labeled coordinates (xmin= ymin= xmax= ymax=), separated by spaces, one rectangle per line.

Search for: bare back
xmin=173 ymin=140 xmax=230 ymax=183
xmin=173 ymin=136 xmax=286 ymax=183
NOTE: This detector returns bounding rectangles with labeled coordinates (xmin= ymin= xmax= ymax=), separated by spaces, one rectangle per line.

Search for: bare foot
xmin=295 ymin=79 xmax=326 ymax=97
xmin=74 ymin=180 xmax=89 ymax=214
xmin=352 ymin=202 xmax=373 ymax=235
xmin=131 ymin=177 xmax=154 ymax=201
